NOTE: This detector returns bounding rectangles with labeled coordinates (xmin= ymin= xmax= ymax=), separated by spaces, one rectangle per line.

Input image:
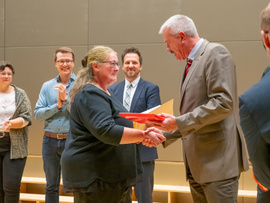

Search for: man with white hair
xmin=148 ymin=15 xmax=249 ymax=202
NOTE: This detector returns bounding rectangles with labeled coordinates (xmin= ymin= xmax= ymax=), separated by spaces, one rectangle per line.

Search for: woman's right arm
xmin=76 ymin=88 xmax=166 ymax=146
xmin=3 ymin=118 xmax=29 ymax=131
xmin=120 ymin=127 xmax=166 ymax=146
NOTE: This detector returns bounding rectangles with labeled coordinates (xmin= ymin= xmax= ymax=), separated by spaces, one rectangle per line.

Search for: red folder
xmin=119 ymin=113 xmax=165 ymax=124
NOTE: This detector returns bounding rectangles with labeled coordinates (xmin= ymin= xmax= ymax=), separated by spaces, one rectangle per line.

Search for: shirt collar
xmin=188 ymin=38 xmax=204 ymax=60
xmin=56 ymin=73 xmax=76 ymax=83
xmin=125 ymin=76 xmax=140 ymax=88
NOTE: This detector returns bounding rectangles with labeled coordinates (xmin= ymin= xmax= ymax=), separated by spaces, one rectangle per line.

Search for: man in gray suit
xmin=147 ymin=15 xmax=249 ymax=202
xmin=239 ymin=3 xmax=270 ymax=202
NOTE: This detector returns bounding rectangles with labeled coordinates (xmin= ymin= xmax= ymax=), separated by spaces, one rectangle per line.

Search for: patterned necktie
xmin=185 ymin=59 xmax=193 ymax=76
xmin=124 ymin=83 xmax=132 ymax=111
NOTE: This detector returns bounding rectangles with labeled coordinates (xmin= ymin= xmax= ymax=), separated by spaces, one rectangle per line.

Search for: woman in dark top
xmin=61 ymin=46 xmax=165 ymax=203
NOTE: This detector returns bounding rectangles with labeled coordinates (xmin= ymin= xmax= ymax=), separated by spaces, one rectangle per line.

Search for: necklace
xmin=0 ymin=92 xmax=15 ymax=110
xmin=0 ymin=101 xmax=15 ymax=110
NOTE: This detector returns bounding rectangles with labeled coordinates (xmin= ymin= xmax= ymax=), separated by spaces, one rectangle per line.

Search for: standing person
xmin=239 ymin=3 xmax=270 ymax=202
xmin=34 ymin=47 xmax=76 ymax=203
xmin=0 ymin=61 xmax=32 ymax=203
xmin=61 ymin=45 xmax=165 ymax=203
xmin=110 ymin=47 xmax=161 ymax=203
xmin=147 ymin=15 xmax=249 ymax=203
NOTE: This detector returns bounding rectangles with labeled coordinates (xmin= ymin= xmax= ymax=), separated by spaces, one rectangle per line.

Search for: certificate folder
xmin=119 ymin=99 xmax=174 ymax=130
xmin=119 ymin=113 xmax=165 ymax=124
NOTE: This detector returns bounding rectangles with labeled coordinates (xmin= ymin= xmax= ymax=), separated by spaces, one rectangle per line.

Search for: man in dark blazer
xmin=147 ymin=15 xmax=249 ymax=203
xmin=239 ymin=3 xmax=270 ymax=202
xmin=239 ymin=68 xmax=270 ymax=202
xmin=110 ymin=47 xmax=161 ymax=203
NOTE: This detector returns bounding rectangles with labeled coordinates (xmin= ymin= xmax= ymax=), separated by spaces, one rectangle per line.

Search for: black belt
xmin=44 ymin=131 xmax=67 ymax=139
xmin=0 ymin=132 xmax=10 ymax=138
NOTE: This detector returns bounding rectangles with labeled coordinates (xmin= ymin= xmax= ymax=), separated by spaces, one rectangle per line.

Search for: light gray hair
xmin=159 ymin=15 xmax=198 ymax=37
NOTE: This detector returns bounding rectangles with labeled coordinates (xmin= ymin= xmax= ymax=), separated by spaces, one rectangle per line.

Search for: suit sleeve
xmin=239 ymin=97 xmax=257 ymax=143
xmin=162 ymin=129 xmax=182 ymax=148
xmin=239 ymin=79 xmax=270 ymax=143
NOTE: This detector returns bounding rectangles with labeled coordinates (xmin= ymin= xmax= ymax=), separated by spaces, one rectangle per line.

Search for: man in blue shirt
xmin=34 ymin=47 xmax=76 ymax=203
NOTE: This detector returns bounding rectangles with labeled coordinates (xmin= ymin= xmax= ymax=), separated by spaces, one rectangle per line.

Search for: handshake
xmin=139 ymin=113 xmax=179 ymax=147
xmin=141 ymin=127 xmax=166 ymax=148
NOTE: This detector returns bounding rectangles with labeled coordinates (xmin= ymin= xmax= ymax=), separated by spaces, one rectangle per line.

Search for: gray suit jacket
xmin=165 ymin=40 xmax=249 ymax=183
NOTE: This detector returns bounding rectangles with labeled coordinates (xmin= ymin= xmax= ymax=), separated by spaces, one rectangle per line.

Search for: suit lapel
xmin=180 ymin=40 xmax=209 ymax=107
xmin=115 ymin=81 xmax=125 ymax=102
xmin=130 ymin=78 xmax=144 ymax=112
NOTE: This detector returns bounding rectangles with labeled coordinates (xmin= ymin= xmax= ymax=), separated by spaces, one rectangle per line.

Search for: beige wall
xmin=1 ymin=0 xmax=269 ymax=199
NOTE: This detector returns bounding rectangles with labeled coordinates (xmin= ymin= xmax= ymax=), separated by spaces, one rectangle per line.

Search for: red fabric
xmin=252 ymin=170 xmax=268 ymax=191
xmin=185 ymin=59 xmax=193 ymax=76
xmin=119 ymin=113 xmax=165 ymax=124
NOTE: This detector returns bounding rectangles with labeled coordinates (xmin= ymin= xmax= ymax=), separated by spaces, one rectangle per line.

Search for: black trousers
xmin=0 ymin=150 xmax=26 ymax=203
xmin=73 ymin=186 xmax=132 ymax=203
xmin=257 ymin=185 xmax=270 ymax=203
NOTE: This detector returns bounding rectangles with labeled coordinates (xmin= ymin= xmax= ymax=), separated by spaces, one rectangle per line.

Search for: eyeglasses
xmin=0 ymin=73 xmax=13 ymax=77
xmin=102 ymin=61 xmax=119 ymax=68
xmin=56 ymin=60 xmax=73 ymax=65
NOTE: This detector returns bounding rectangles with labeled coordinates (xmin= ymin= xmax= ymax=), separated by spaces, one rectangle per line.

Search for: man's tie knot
xmin=185 ymin=59 xmax=193 ymax=76
xmin=127 ymin=83 xmax=133 ymax=89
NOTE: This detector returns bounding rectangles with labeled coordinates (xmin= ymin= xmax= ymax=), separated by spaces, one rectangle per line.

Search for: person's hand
xmin=55 ymin=84 xmax=68 ymax=101
xmin=142 ymin=127 xmax=166 ymax=147
xmin=55 ymin=84 xmax=68 ymax=109
xmin=3 ymin=121 xmax=11 ymax=132
xmin=147 ymin=113 xmax=177 ymax=132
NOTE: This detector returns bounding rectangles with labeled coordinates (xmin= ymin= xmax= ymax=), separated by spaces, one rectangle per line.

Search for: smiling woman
xmin=0 ymin=61 xmax=32 ymax=203
xmin=61 ymin=45 xmax=165 ymax=203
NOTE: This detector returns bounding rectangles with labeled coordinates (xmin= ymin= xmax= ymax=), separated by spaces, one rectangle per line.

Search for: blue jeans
xmin=42 ymin=135 xmax=66 ymax=203
xmin=0 ymin=149 xmax=26 ymax=203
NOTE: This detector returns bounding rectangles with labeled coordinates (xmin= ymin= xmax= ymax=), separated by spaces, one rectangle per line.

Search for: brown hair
xmin=121 ymin=47 xmax=142 ymax=65
xmin=0 ymin=61 xmax=15 ymax=75
xmin=54 ymin=47 xmax=75 ymax=62
xmin=261 ymin=3 xmax=270 ymax=32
